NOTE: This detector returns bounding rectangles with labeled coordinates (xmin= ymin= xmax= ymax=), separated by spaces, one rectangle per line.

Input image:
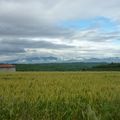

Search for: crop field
xmin=0 ymin=72 xmax=120 ymax=120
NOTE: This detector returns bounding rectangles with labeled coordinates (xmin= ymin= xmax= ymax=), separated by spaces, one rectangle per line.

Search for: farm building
xmin=0 ymin=64 xmax=16 ymax=72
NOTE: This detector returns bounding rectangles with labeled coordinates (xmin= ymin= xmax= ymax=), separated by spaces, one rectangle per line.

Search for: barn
xmin=0 ymin=64 xmax=16 ymax=72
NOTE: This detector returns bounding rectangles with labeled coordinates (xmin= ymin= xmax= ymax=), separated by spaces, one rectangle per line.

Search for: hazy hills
xmin=2 ymin=56 xmax=120 ymax=64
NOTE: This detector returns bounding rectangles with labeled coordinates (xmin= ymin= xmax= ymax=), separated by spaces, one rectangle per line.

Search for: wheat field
xmin=0 ymin=72 xmax=120 ymax=120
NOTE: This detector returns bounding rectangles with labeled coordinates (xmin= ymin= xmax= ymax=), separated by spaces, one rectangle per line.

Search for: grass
xmin=0 ymin=72 xmax=120 ymax=120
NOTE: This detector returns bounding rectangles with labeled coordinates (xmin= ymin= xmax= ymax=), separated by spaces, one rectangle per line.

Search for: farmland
xmin=0 ymin=72 xmax=120 ymax=120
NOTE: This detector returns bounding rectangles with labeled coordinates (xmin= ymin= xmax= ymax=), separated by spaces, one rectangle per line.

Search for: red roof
xmin=0 ymin=64 xmax=15 ymax=68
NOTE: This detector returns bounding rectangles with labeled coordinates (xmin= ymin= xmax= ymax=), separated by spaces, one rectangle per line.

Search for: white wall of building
xmin=0 ymin=68 xmax=16 ymax=72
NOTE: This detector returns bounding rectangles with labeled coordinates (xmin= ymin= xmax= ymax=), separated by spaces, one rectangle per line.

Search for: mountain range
xmin=2 ymin=56 xmax=120 ymax=64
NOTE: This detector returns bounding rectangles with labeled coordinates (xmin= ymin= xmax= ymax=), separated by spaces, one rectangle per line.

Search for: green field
xmin=0 ymin=72 xmax=120 ymax=120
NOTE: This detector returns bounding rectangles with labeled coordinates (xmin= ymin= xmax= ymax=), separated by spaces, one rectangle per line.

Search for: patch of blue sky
xmin=113 ymin=40 xmax=120 ymax=45
xmin=58 ymin=16 xmax=118 ymax=32
xmin=59 ymin=19 xmax=92 ymax=29
xmin=96 ymin=17 xmax=118 ymax=32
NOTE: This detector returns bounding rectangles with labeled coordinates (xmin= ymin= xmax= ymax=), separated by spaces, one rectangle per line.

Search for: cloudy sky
xmin=0 ymin=0 xmax=120 ymax=62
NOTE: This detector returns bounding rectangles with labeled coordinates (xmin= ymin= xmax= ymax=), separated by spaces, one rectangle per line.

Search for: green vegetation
xmin=0 ymin=72 xmax=120 ymax=120
xmin=16 ymin=63 xmax=120 ymax=71
xmin=89 ymin=63 xmax=120 ymax=71
xmin=16 ymin=62 xmax=105 ymax=71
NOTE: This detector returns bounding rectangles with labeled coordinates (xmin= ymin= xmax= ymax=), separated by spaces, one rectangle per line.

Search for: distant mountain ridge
xmin=2 ymin=56 xmax=120 ymax=64
xmin=3 ymin=56 xmax=59 ymax=64
xmin=83 ymin=57 xmax=120 ymax=63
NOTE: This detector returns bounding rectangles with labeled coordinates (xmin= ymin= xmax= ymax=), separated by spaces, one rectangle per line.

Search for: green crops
xmin=0 ymin=72 xmax=120 ymax=120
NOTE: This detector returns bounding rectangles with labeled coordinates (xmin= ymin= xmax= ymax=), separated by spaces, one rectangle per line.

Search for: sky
xmin=0 ymin=0 xmax=120 ymax=62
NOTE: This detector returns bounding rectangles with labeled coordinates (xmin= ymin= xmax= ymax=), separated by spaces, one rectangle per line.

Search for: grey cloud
xmin=1 ymin=39 xmax=74 ymax=49
xmin=0 ymin=0 xmax=120 ymax=38
xmin=0 ymin=46 xmax=25 ymax=54
xmin=0 ymin=38 xmax=74 ymax=55
xmin=71 ymin=29 xmax=120 ymax=42
xmin=0 ymin=24 xmax=74 ymax=39
xmin=0 ymin=0 xmax=74 ymax=38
